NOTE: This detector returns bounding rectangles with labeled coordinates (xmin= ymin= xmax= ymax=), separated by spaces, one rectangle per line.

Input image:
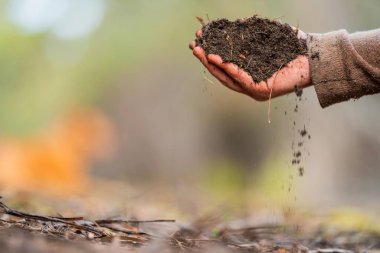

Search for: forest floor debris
xmin=1 ymin=198 xmax=380 ymax=252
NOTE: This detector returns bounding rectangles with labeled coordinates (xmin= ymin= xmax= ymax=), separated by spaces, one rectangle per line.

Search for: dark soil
xmin=196 ymin=16 xmax=307 ymax=83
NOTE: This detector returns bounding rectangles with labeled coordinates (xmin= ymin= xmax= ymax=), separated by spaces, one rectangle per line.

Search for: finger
xmin=196 ymin=29 xmax=202 ymax=37
xmin=206 ymin=63 xmax=244 ymax=93
xmin=193 ymin=47 xmax=244 ymax=93
xmin=207 ymin=54 xmax=255 ymax=89
xmin=189 ymin=41 xmax=196 ymax=50
xmin=192 ymin=46 xmax=206 ymax=62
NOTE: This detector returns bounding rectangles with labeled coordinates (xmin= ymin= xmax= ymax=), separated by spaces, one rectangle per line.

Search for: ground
xmin=1 ymin=179 xmax=380 ymax=253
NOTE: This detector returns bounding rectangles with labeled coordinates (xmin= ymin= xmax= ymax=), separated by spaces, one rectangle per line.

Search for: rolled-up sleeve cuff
xmin=307 ymin=30 xmax=353 ymax=108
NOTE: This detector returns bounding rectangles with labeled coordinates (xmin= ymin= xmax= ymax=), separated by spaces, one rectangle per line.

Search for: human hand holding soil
xmin=189 ymin=18 xmax=312 ymax=101
xmin=190 ymin=30 xmax=311 ymax=101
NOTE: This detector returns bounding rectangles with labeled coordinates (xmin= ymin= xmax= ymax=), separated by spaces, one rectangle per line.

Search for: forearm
xmin=307 ymin=29 xmax=380 ymax=108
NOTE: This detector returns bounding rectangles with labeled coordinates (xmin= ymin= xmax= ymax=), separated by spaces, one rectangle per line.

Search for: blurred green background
xmin=1 ymin=0 xmax=380 ymax=215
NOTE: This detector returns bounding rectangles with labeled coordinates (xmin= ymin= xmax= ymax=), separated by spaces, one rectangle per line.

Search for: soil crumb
xmin=298 ymin=167 xmax=304 ymax=176
xmin=299 ymin=126 xmax=308 ymax=137
xmin=196 ymin=16 xmax=307 ymax=82
xmin=294 ymin=85 xmax=303 ymax=97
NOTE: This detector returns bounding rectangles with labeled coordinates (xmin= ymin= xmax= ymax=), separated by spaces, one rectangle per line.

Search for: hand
xmin=189 ymin=29 xmax=312 ymax=101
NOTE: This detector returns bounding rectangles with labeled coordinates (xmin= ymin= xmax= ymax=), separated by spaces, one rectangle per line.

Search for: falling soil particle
xmin=299 ymin=126 xmax=308 ymax=137
xmin=196 ymin=16 xmax=307 ymax=83
xmin=292 ymin=159 xmax=300 ymax=165
xmin=298 ymin=167 xmax=304 ymax=176
xmin=294 ymin=85 xmax=303 ymax=97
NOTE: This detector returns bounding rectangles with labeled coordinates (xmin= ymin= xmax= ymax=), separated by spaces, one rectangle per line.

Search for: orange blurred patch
xmin=0 ymin=108 xmax=115 ymax=195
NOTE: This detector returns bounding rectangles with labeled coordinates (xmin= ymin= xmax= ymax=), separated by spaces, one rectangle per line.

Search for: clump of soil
xmin=196 ymin=16 xmax=307 ymax=83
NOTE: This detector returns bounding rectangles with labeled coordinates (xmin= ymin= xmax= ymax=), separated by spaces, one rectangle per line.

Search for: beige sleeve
xmin=307 ymin=29 xmax=380 ymax=108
